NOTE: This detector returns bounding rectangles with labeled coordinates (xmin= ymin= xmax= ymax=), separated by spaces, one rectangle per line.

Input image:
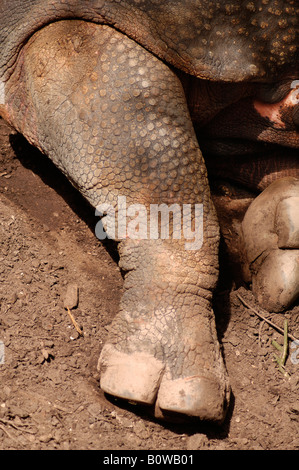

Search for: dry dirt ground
xmin=0 ymin=117 xmax=299 ymax=451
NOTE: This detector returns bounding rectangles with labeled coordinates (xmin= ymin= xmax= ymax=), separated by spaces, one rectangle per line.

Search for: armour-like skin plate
xmin=0 ymin=0 xmax=297 ymax=82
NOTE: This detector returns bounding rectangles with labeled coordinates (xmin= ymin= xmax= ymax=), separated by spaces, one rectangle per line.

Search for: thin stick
xmin=0 ymin=423 xmax=14 ymax=440
xmin=273 ymin=353 xmax=288 ymax=376
xmin=0 ymin=418 xmax=36 ymax=435
xmin=66 ymin=307 xmax=83 ymax=337
xmin=281 ymin=319 xmax=289 ymax=367
xmin=272 ymin=320 xmax=290 ymax=377
xmin=272 ymin=340 xmax=283 ymax=352
xmin=236 ymin=293 xmax=298 ymax=342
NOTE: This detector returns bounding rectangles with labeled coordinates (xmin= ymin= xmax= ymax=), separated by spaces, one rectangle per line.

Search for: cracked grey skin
xmin=0 ymin=1 xmax=298 ymax=422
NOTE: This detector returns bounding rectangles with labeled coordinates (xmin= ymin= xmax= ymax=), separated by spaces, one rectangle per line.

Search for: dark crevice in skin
xmin=293 ymin=105 xmax=299 ymax=127
xmin=257 ymin=78 xmax=298 ymax=104
xmin=175 ymin=66 xmax=298 ymax=194
xmin=204 ymin=149 xmax=299 ymax=192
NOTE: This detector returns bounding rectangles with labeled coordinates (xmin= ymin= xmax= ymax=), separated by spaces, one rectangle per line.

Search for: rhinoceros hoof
xmin=97 ymin=309 xmax=230 ymax=422
xmin=242 ymin=177 xmax=299 ymax=312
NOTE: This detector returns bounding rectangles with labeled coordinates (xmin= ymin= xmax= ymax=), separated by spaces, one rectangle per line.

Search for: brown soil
xmin=0 ymin=117 xmax=298 ymax=450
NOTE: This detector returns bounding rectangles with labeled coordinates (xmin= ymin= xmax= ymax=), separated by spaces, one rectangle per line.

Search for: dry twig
xmin=237 ymin=292 xmax=299 ymax=377
xmin=66 ymin=307 xmax=83 ymax=337
xmin=236 ymin=293 xmax=298 ymax=342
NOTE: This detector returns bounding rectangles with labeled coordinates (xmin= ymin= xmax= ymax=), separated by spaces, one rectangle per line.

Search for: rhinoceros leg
xmin=4 ymin=20 xmax=230 ymax=421
xmin=242 ymin=177 xmax=299 ymax=312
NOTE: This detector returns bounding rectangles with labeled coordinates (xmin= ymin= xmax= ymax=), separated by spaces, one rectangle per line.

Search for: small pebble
xmin=187 ymin=433 xmax=208 ymax=450
xmin=64 ymin=283 xmax=79 ymax=310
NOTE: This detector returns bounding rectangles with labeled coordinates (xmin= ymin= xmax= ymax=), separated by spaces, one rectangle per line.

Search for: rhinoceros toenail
xmin=98 ymin=344 xmax=165 ymax=405
xmin=157 ymin=373 xmax=229 ymax=422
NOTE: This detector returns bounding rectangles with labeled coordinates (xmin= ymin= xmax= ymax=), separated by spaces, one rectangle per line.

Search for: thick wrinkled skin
xmin=0 ymin=0 xmax=298 ymax=82
xmin=0 ymin=1 xmax=298 ymax=423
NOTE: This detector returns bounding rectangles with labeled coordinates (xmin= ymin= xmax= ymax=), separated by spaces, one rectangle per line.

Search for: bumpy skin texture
xmin=0 ymin=0 xmax=298 ymax=82
xmin=0 ymin=1 xmax=298 ymax=422
xmin=3 ymin=20 xmax=229 ymax=421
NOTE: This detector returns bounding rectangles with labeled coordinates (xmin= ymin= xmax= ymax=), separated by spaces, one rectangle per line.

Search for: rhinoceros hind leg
xmin=5 ymin=20 xmax=230 ymax=423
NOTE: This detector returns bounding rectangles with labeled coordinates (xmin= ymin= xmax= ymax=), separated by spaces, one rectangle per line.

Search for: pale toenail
xmin=157 ymin=372 xmax=229 ymax=422
xmin=98 ymin=344 xmax=165 ymax=404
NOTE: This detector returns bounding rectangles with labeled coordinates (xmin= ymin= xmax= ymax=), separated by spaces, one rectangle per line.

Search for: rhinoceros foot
xmin=98 ymin=329 xmax=229 ymax=422
xmin=97 ymin=243 xmax=230 ymax=423
xmin=242 ymin=177 xmax=299 ymax=312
